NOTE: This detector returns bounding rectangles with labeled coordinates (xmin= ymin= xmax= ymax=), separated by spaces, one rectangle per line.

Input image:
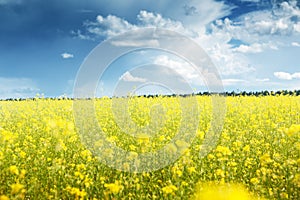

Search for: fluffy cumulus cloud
xmin=61 ymin=52 xmax=74 ymax=59
xmin=81 ymin=10 xmax=192 ymax=39
xmin=154 ymin=55 xmax=199 ymax=80
xmin=119 ymin=71 xmax=147 ymax=83
xmin=75 ymin=0 xmax=300 ymax=90
xmin=234 ymin=42 xmax=278 ymax=53
xmin=292 ymin=42 xmax=300 ymax=47
xmin=152 ymin=55 xmax=209 ymax=86
xmin=86 ymin=15 xmax=137 ymax=38
xmin=76 ymin=10 xmax=255 ymax=76
xmin=274 ymin=71 xmax=300 ymax=80
xmin=77 ymin=0 xmax=231 ymax=38
xmin=210 ymin=2 xmax=300 ymax=44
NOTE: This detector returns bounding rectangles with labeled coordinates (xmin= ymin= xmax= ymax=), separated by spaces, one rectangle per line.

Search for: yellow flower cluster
xmin=104 ymin=181 xmax=123 ymax=194
xmin=0 ymin=95 xmax=299 ymax=199
xmin=162 ymin=184 xmax=178 ymax=195
xmin=193 ymin=183 xmax=255 ymax=200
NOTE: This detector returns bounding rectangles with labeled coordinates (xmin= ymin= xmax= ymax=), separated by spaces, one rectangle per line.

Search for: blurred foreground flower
xmin=193 ymin=183 xmax=258 ymax=200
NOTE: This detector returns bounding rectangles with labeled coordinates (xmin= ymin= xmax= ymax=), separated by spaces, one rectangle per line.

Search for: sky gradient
xmin=0 ymin=0 xmax=300 ymax=98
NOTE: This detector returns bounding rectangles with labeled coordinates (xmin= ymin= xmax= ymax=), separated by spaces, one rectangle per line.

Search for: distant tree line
xmin=138 ymin=90 xmax=300 ymax=98
xmin=204 ymin=90 xmax=300 ymax=97
xmin=217 ymin=90 xmax=300 ymax=97
xmin=1 ymin=90 xmax=300 ymax=101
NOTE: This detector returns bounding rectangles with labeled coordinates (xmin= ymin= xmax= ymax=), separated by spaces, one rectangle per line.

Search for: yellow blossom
xmin=0 ymin=195 xmax=9 ymax=200
xmin=9 ymin=165 xmax=19 ymax=175
xmin=194 ymin=183 xmax=254 ymax=200
xmin=162 ymin=184 xmax=178 ymax=195
xmin=104 ymin=181 xmax=123 ymax=194
xmin=10 ymin=183 xmax=24 ymax=194
xmin=188 ymin=167 xmax=196 ymax=174
xmin=250 ymin=178 xmax=259 ymax=185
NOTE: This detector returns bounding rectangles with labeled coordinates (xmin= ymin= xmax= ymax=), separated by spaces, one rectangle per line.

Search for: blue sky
xmin=0 ymin=0 xmax=300 ymax=98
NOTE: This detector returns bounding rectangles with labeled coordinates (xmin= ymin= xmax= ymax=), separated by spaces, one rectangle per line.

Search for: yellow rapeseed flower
xmin=215 ymin=169 xmax=225 ymax=178
xmin=243 ymin=145 xmax=250 ymax=152
xmin=66 ymin=186 xmax=86 ymax=198
xmin=216 ymin=145 xmax=232 ymax=156
xmin=104 ymin=181 xmax=123 ymax=194
xmin=19 ymin=169 xmax=26 ymax=179
xmin=10 ymin=183 xmax=24 ymax=194
xmin=260 ymin=153 xmax=273 ymax=165
xmin=188 ymin=166 xmax=196 ymax=174
xmin=193 ymin=183 xmax=254 ymax=200
xmin=0 ymin=195 xmax=9 ymax=200
xmin=250 ymin=178 xmax=260 ymax=185
xmin=162 ymin=184 xmax=178 ymax=195
xmin=9 ymin=165 xmax=19 ymax=175
xmin=285 ymin=124 xmax=300 ymax=136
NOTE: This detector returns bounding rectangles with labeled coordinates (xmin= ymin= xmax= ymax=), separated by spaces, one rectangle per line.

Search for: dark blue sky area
xmin=2 ymin=0 xmax=270 ymax=43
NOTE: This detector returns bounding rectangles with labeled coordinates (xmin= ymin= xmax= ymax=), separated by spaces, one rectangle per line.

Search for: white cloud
xmin=198 ymin=1 xmax=300 ymax=75
xmin=110 ymin=38 xmax=159 ymax=47
xmin=291 ymin=72 xmax=300 ymax=79
xmin=234 ymin=44 xmax=263 ymax=53
xmin=205 ymin=40 xmax=255 ymax=75
xmin=81 ymin=10 xmax=192 ymax=39
xmin=137 ymin=10 xmax=192 ymax=35
xmin=151 ymin=55 xmax=225 ymax=88
xmin=207 ymin=1 xmax=300 ymax=48
xmin=274 ymin=72 xmax=293 ymax=80
xmin=75 ymin=0 xmax=300 ymax=88
xmin=292 ymin=42 xmax=300 ymax=47
xmin=239 ymin=0 xmax=260 ymax=2
xmin=79 ymin=10 xmax=256 ymax=76
xmin=274 ymin=71 xmax=300 ymax=80
xmin=83 ymin=15 xmax=137 ymax=38
xmin=61 ymin=52 xmax=74 ymax=59
xmin=119 ymin=71 xmax=147 ymax=82
xmin=71 ymin=30 xmax=93 ymax=40
xmin=294 ymin=23 xmax=300 ymax=32
xmin=154 ymin=55 xmax=199 ymax=79
xmin=234 ymin=43 xmax=278 ymax=53
xmin=256 ymin=78 xmax=270 ymax=82
xmin=78 ymin=1 xmax=300 ymax=47
xmin=170 ymin=0 xmax=232 ymax=29
xmin=0 ymin=77 xmax=39 ymax=99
